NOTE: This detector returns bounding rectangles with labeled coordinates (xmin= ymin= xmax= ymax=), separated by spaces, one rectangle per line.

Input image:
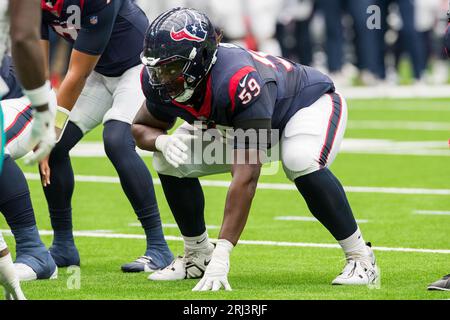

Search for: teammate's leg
xmin=282 ymin=92 xmax=379 ymax=285
xmin=43 ymin=72 xmax=110 ymax=267
xmin=0 ymin=155 xmax=57 ymax=280
xmin=102 ymin=65 xmax=173 ymax=272
xmin=43 ymin=122 xmax=83 ymax=267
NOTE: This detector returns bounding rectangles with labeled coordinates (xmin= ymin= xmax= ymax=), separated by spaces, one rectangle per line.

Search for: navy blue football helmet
xmin=141 ymin=7 xmax=220 ymax=103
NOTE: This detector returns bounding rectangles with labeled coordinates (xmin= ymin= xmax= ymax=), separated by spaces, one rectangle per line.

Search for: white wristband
xmin=214 ymin=239 xmax=234 ymax=257
xmin=23 ymin=81 xmax=51 ymax=107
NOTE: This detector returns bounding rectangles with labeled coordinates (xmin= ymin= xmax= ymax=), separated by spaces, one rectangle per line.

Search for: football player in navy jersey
xmin=1 ymin=0 xmax=58 ymax=300
xmin=133 ymin=8 xmax=380 ymax=291
xmin=38 ymin=0 xmax=173 ymax=272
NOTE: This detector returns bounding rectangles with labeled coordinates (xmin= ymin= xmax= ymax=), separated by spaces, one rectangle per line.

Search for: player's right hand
xmin=155 ymin=134 xmax=195 ymax=168
xmin=23 ymin=108 xmax=56 ymax=166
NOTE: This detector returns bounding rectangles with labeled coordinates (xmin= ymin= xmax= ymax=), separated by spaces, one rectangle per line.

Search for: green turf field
xmin=1 ymin=98 xmax=449 ymax=300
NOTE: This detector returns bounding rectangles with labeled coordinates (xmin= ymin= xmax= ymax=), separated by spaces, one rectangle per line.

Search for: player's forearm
xmin=9 ymin=0 xmax=48 ymax=107
xmin=220 ymin=165 xmax=261 ymax=245
xmin=57 ymin=72 xmax=88 ymax=111
xmin=131 ymin=124 xmax=165 ymax=152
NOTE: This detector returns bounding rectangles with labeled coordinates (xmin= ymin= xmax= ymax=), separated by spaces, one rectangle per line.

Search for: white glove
xmin=23 ymin=109 xmax=56 ymax=166
xmin=155 ymin=134 xmax=195 ymax=168
xmin=0 ymin=253 xmax=26 ymax=300
xmin=192 ymin=239 xmax=234 ymax=292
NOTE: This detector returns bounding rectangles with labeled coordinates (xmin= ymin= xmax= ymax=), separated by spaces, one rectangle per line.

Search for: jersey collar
xmin=41 ymin=0 xmax=64 ymax=16
xmin=171 ymin=75 xmax=213 ymax=120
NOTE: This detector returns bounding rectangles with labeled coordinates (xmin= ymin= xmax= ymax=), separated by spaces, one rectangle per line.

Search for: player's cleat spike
xmin=49 ymin=243 xmax=80 ymax=267
xmin=332 ymin=243 xmax=380 ymax=286
xmin=149 ymin=243 xmax=214 ymax=281
xmin=121 ymin=256 xmax=164 ymax=273
xmin=427 ymin=274 xmax=450 ymax=291
xmin=14 ymin=263 xmax=58 ymax=281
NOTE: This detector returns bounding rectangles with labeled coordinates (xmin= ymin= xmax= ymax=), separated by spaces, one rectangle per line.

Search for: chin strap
xmin=173 ymin=48 xmax=218 ymax=103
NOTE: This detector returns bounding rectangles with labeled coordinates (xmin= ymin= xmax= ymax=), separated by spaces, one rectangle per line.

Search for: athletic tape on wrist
xmin=23 ymin=81 xmax=51 ymax=107
xmin=55 ymin=106 xmax=71 ymax=143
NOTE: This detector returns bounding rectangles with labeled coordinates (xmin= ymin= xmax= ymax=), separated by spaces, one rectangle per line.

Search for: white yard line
xmin=413 ymin=210 xmax=450 ymax=216
xmin=275 ymin=216 xmax=369 ymax=223
xmin=23 ymin=172 xmax=450 ymax=196
xmin=128 ymin=222 xmax=221 ymax=229
xmin=347 ymin=121 xmax=450 ymax=131
xmin=65 ymin=138 xmax=450 ymax=157
xmin=1 ymin=229 xmax=449 ymax=254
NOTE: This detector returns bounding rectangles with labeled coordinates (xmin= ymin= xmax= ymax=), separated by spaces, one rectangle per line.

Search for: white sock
xmin=338 ymin=227 xmax=369 ymax=257
xmin=183 ymin=231 xmax=211 ymax=252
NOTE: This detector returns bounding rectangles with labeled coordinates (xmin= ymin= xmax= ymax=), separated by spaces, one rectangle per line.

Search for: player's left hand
xmin=24 ymin=109 xmax=56 ymax=166
xmin=192 ymin=239 xmax=234 ymax=292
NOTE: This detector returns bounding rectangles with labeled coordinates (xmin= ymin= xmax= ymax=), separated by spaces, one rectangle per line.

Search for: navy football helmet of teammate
xmin=141 ymin=7 xmax=221 ymax=103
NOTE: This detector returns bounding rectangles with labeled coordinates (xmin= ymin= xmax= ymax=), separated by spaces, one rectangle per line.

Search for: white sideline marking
xmin=347 ymin=121 xmax=450 ymax=131
xmin=413 ymin=210 xmax=450 ymax=216
xmin=275 ymin=216 xmax=369 ymax=223
xmin=128 ymin=222 xmax=221 ymax=229
xmin=1 ymin=229 xmax=449 ymax=254
xmin=23 ymin=172 xmax=450 ymax=196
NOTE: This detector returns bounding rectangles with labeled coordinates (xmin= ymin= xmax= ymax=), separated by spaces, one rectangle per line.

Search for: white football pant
xmin=1 ymin=90 xmax=57 ymax=159
xmin=153 ymin=92 xmax=348 ymax=181
xmin=69 ymin=65 xmax=145 ymax=134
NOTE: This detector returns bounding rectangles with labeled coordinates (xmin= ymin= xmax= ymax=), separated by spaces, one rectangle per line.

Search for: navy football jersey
xmin=41 ymin=0 xmax=149 ymax=77
xmin=141 ymin=44 xmax=335 ymax=146
xmin=0 ymin=56 xmax=24 ymax=100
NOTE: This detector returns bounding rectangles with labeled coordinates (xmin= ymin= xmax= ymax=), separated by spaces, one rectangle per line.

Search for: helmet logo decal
xmin=170 ymin=12 xmax=207 ymax=42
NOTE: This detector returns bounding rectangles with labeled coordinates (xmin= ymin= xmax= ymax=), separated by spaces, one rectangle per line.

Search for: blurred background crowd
xmin=48 ymin=0 xmax=450 ymax=88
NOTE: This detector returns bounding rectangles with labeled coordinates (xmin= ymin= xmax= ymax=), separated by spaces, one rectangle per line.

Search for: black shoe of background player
xmin=427 ymin=274 xmax=450 ymax=291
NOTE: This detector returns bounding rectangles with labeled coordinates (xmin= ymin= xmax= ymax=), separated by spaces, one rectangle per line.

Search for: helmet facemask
xmin=142 ymin=47 xmax=217 ymax=103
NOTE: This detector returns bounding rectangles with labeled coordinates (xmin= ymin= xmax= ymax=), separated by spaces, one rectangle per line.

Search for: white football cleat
xmin=332 ymin=243 xmax=380 ymax=286
xmin=149 ymin=243 xmax=214 ymax=281
xmin=14 ymin=263 xmax=58 ymax=282
xmin=148 ymin=256 xmax=187 ymax=281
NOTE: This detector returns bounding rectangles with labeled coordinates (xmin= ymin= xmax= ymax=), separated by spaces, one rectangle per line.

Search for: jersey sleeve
xmin=140 ymin=67 xmax=177 ymax=124
xmin=73 ymin=0 xmax=121 ymax=56
xmin=231 ymin=78 xmax=277 ymax=151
